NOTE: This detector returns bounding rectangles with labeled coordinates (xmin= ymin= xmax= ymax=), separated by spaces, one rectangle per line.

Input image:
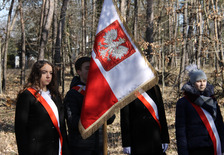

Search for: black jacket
xmin=175 ymin=83 xmax=224 ymax=155
xmin=120 ymin=85 xmax=170 ymax=155
xmin=64 ymin=76 xmax=115 ymax=153
xmin=15 ymin=89 xmax=69 ymax=155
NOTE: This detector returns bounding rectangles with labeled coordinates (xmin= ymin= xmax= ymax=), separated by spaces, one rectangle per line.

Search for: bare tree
xmin=178 ymin=1 xmax=188 ymax=90
xmin=92 ymin=0 xmax=97 ymax=48
xmin=2 ymin=0 xmax=15 ymax=92
xmin=0 ymin=35 xmax=2 ymax=94
xmin=38 ymin=0 xmax=46 ymax=46
xmin=145 ymin=0 xmax=153 ymax=58
xmin=133 ymin=0 xmax=139 ymax=40
xmin=55 ymin=0 xmax=69 ymax=85
xmin=18 ymin=0 xmax=26 ymax=85
xmin=82 ymin=0 xmax=86 ymax=55
xmin=120 ymin=0 xmax=127 ymax=21
xmin=51 ymin=0 xmax=58 ymax=63
xmin=196 ymin=1 xmax=202 ymax=68
xmin=38 ymin=0 xmax=54 ymax=60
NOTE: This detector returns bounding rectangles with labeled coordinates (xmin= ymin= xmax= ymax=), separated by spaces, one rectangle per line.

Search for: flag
xmin=79 ymin=0 xmax=158 ymax=139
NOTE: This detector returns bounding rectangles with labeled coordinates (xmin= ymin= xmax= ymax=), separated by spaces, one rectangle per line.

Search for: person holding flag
xmin=120 ymin=85 xmax=170 ymax=155
xmin=175 ymin=65 xmax=224 ymax=155
xmin=64 ymin=56 xmax=115 ymax=155
xmin=15 ymin=60 xmax=69 ymax=155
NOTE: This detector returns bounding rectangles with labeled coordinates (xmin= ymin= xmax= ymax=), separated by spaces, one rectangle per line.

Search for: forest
xmin=0 ymin=0 xmax=224 ymax=154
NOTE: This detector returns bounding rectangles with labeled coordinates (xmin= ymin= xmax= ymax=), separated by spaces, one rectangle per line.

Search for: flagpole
xmin=103 ymin=121 xmax=108 ymax=155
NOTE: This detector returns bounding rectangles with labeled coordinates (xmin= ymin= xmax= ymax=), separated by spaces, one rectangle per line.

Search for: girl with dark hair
xmin=15 ymin=60 xmax=69 ymax=155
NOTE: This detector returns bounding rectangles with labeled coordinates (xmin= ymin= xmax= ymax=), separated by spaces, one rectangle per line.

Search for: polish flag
xmin=79 ymin=0 xmax=158 ymax=139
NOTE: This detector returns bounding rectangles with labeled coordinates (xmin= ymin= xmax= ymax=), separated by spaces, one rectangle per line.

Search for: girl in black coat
xmin=15 ymin=60 xmax=69 ymax=155
xmin=175 ymin=65 xmax=224 ymax=155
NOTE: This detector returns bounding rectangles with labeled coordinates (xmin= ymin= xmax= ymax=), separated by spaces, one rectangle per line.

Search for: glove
xmin=162 ymin=143 xmax=168 ymax=153
xmin=123 ymin=147 xmax=131 ymax=154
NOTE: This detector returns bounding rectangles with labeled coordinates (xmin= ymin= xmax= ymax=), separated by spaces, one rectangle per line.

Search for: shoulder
xmin=65 ymin=88 xmax=80 ymax=99
xmin=176 ymin=97 xmax=189 ymax=107
xmin=17 ymin=89 xmax=33 ymax=99
xmin=16 ymin=89 xmax=36 ymax=107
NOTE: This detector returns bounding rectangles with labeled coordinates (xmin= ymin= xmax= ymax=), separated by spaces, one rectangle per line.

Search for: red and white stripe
xmin=136 ymin=91 xmax=161 ymax=129
xmin=72 ymin=85 xmax=86 ymax=95
xmin=190 ymin=101 xmax=221 ymax=155
xmin=28 ymin=88 xmax=63 ymax=155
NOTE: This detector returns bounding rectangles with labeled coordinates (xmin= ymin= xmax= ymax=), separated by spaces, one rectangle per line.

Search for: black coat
xmin=175 ymin=95 xmax=224 ymax=155
xmin=64 ymin=76 xmax=115 ymax=154
xmin=120 ymin=85 xmax=170 ymax=155
xmin=15 ymin=89 xmax=69 ymax=155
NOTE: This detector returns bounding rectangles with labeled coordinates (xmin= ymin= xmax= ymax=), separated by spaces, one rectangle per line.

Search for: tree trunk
xmin=196 ymin=1 xmax=202 ymax=68
xmin=18 ymin=0 xmax=26 ymax=85
xmin=186 ymin=0 xmax=195 ymax=64
xmin=145 ymin=0 xmax=153 ymax=59
xmin=82 ymin=0 xmax=86 ymax=55
xmin=55 ymin=0 xmax=69 ymax=85
xmin=133 ymin=0 xmax=139 ymax=40
xmin=0 ymin=36 xmax=2 ymax=94
xmin=38 ymin=0 xmax=54 ymax=60
xmin=38 ymin=0 xmax=46 ymax=46
xmin=171 ymin=0 xmax=179 ymax=68
xmin=91 ymin=0 xmax=97 ymax=49
xmin=51 ymin=0 xmax=58 ymax=63
xmin=66 ymin=20 xmax=75 ymax=76
xmin=178 ymin=1 xmax=188 ymax=90
xmin=2 ymin=0 xmax=15 ymax=92
xmin=120 ymin=0 xmax=127 ymax=21
xmin=126 ymin=0 xmax=130 ymax=23
xmin=168 ymin=0 xmax=173 ymax=68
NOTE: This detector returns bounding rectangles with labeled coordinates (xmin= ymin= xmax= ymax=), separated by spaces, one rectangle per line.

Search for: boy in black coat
xmin=64 ymin=57 xmax=115 ymax=155
xmin=120 ymin=85 xmax=170 ymax=155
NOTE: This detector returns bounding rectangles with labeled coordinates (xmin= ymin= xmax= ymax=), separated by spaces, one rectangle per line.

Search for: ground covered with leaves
xmin=1 ymin=68 xmax=223 ymax=155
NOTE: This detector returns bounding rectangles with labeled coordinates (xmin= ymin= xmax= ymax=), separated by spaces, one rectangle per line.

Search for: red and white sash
xmin=186 ymin=97 xmax=221 ymax=155
xmin=72 ymin=85 xmax=86 ymax=96
xmin=135 ymin=90 xmax=161 ymax=129
xmin=27 ymin=88 xmax=63 ymax=155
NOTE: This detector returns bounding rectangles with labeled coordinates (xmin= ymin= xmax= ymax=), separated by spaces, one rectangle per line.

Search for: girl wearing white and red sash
xmin=176 ymin=65 xmax=224 ymax=155
xmin=15 ymin=60 xmax=69 ymax=155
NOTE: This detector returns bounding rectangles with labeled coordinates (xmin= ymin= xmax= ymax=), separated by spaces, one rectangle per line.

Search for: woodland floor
xmin=1 ymin=68 xmax=224 ymax=155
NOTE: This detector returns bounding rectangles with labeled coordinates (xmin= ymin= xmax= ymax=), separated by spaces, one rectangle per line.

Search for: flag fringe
xmin=79 ymin=76 xmax=158 ymax=139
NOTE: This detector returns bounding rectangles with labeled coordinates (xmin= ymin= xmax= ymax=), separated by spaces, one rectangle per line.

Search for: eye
xmin=41 ymin=70 xmax=47 ymax=74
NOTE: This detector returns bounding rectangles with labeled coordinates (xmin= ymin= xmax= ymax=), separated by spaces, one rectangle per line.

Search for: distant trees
xmin=0 ymin=0 xmax=224 ymax=94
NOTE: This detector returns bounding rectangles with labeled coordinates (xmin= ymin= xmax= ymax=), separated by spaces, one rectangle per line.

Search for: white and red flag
xmin=79 ymin=0 xmax=158 ymax=139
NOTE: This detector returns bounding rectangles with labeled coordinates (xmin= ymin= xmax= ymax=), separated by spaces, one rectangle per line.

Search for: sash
xmin=135 ymin=90 xmax=161 ymax=129
xmin=27 ymin=88 xmax=63 ymax=155
xmin=72 ymin=85 xmax=86 ymax=96
xmin=185 ymin=96 xmax=221 ymax=155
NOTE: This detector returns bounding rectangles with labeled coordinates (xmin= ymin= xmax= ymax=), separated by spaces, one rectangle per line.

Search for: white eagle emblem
xmin=98 ymin=29 xmax=129 ymax=60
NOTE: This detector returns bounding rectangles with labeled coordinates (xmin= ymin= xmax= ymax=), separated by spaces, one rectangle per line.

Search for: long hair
xmin=21 ymin=60 xmax=60 ymax=99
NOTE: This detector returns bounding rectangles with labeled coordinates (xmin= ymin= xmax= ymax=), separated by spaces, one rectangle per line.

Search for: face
xmin=40 ymin=63 xmax=53 ymax=91
xmin=194 ymin=79 xmax=207 ymax=91
xmin=77 ymin=61 xmax=90 ymax=84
